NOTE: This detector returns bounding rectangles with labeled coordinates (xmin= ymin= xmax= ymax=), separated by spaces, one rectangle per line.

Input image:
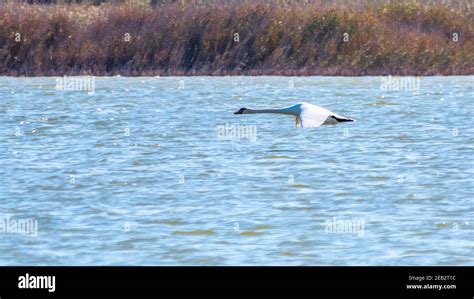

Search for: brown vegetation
xmin=0 ymin=0 xmax=472 ymax=76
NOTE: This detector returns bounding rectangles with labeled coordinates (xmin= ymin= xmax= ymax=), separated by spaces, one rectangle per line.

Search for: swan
xmin=234 ymin=102 xmax=354 ymax=128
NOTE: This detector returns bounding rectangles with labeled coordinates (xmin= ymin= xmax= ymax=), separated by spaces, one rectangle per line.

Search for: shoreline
xmin=2 ymin=73 xmax=474 ymax=77
xmin=3 ymin=74 xmax=472 ymax=79
xmin=3 ymin=65 xmax=473 ymax=77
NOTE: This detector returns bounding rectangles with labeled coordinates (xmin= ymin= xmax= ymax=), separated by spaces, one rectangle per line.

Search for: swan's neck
xmin=245 ymin=108 xmax=295 ymax=115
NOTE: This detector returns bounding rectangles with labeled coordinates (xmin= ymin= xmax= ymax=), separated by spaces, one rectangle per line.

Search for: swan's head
xmin=234 ymin=107 xmax=247 ymax=115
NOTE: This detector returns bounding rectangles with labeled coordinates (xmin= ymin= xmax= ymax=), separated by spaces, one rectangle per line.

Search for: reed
xmin=0 ymin=1 xmax=472 ymax=76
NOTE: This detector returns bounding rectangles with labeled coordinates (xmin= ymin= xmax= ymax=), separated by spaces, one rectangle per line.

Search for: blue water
xmin=0 ymin=76 xmax=473 ymax=265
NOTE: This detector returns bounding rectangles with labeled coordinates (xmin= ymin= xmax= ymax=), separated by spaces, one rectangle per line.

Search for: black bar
xmin=0 ymin=267 xmax=472 ymax=298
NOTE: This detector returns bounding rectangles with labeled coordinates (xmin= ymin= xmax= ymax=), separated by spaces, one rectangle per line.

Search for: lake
xmin=0 ymin=76 xmax=473 ymax=265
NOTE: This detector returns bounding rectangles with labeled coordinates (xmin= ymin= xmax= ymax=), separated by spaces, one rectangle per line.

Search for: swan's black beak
xmin=234 ymin=108 xmax=247 ymax=115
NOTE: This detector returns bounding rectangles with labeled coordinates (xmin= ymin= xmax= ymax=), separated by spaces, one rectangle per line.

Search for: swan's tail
xmin=331 ymin=115 xmax=354 ymax=122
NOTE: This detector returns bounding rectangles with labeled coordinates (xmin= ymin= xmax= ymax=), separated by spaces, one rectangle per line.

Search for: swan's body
xmin=234 ymin=102 xmax=354 ymax=128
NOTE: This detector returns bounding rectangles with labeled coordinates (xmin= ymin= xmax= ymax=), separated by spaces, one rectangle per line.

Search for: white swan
xmin=234 ymin=102 xmax=354 ymax=128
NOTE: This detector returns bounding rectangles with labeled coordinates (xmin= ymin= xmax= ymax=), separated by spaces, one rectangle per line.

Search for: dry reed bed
xmin=0 ymin=1 xmax=472 ymax=75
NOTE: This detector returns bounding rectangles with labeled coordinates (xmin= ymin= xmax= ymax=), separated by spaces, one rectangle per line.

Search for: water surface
xmin=1 ymin=76 xmax=473 ymax=265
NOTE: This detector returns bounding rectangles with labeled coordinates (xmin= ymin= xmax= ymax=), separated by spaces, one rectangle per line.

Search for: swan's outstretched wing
xmin=298 ymin=104 xmax=330 ymax=128
xmin=295 ymin=116 xmax=301 ymax=128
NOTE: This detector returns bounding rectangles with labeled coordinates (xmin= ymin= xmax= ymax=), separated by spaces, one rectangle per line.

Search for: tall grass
xmin=0 ymin=1 xmax=472 ymax=76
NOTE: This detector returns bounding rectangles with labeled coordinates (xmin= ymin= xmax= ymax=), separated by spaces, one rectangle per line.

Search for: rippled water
xmin=1 ymin=76 xmax=473 ymax=265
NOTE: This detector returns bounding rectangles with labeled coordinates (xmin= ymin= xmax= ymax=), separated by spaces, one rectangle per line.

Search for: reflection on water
xmin=0 ymin=76 xmax=473 ymax=265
